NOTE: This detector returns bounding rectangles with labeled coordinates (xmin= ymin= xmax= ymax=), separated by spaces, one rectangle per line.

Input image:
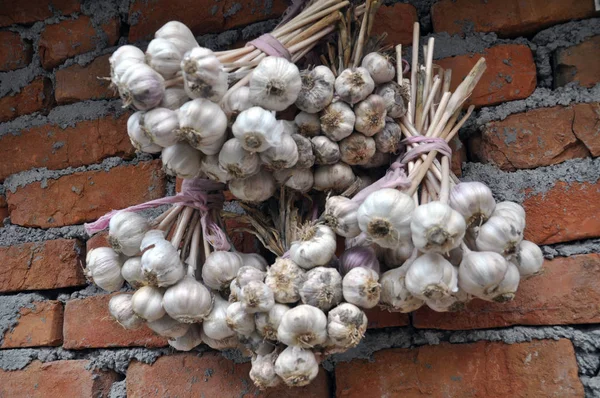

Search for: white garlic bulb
xmin=229 ymin=279 xmax=242 ymax=302
xmin=375 ymin=82 xmax=408 ymax=118
xmin=335 ymin=67 xmax=375 ymax=104
xmin=291 ymin=134 xmax=315 ymax=169
xmin=221 ymin=86 xmax=252 ymax=119
xmin=380 ymin=267 xmax=424 ymax=312
xmin=200 ymin=328 xmax=240 ymax=350
xmin=229 ymin=169 xmax=276 ymax=202
xmin=155 ymin=21 xmax=199 ymax=55
xmin=411 ymin=202 xmax=467 ymax=253
xmin=377 ymin=241 xmax=415 ymax=269
xmin=127 ymin=112 xmax=162 ymax=153
xmin=476 ymin=215 xmax=524 ymax=256
xmin=339 ymin=132 xmax=377 ymax=165
xmin=449 ymin=182 xmax=496 ymax=227
xmin=320 ymin=101 xmax=355 ymax=141
xmin=296 ymin=66 xmax=335 ymax=112
xmin=273 ymin=168 xmax=314 ymax=193
xmin=294 ymin=112 xmax=321 ymax=137
xmin=225 ymin=301 xmax=255 ymax=336
xmin=250 ymin=56 xmax=302 ymax=111
xmin=513 ymin=240 xmax=543 ymax=277
xmin=177 ymin=98 xmax=228 ymax=155
xmin=264 ymin=258 xmax=306 ymax=303
xmin=236 ymin=266 xmax=266 ymax=287
xmin=140 ymin=107 xmax=180 ymax=148
xmin=202 ymin=295 xmax=235 ymax=340
xmin=117 ymin=63 xmax=165 ymax=111
xmin=313 ymin=163 xmax=355 ymax=192
xmin=255 ymin=303 xmax=289 ymax=340
xmin=342 ymin=266 xmax=381 ymax=308
xmin=232 ymin=106 xmax=283 ymax=152
xmin=327 ymin=303 xmax=367 ymax=349
xmin=277 ymin=304 xmax=327 ymax=348
xmin=492 ymin=201 xmax=526 ymax=230
xmin=239 ymin=253 xmax=268 ymax=272
xmin=357 ymin=188 xmax=415 ymax=248
xmin=275 ymin=346 xmax=319 ymax=387
xmin=405 ymin=253 xmax=458 ymax=300
xmin=354 ymin=95 xmax=387 ymax=136
xmin=361 ymin=52 xmax=395 ymax=84
xmin=260 ymin=132 xmax=299 ymax=170
xmin=200 ymin=154 xmax=231 ymax=183
xmin=339 ymin=246 xmax=380 ymax=276
xmin=109 ymin=294 xmax=144 ymax=330
xmin=163 ymin=275 xmax=213 ymax=323
xmin=323 ymin=195 xmax=360 ymax=238
xmin=141 ymin=240 xmax=185 ymax=287
xmin=425 ymin=288 xmax=470 ymax=312
xmin=121 ymin=257 xmax=145 ymax=288
xmin=240 ymin=332 xmax=276 ymax=356
xmin=132 ymin=285 xmax=165 ymax=321
xmin=290 ymin=224 xmax=337 ymax=269
xmin=218 ymin=138 xmax=260 ymax=179
xmin=183 ymin=70 xmax=228 ymax=102
xmin=240 ymin=281 xmax=275 ymax=313
xmin=168 ymin=324 xmax=203 ymax=351
xmin=458 ymin=249 xmax=509 ymax=300
xmin=374 ymin=121 xmax=402 ymax=153
xmin=181 ymin=47 xmax=228 ymax=101
xmin=161 ymin=142 xmax=203 ymax=179
xmin=300 ymin=267 xmax=343 ymax=311
xmin=85 ymin=247 xmax=124 ymax=292
xmin=110 ymin=45 xmax=145 ymax=70
xmin=147 ymin=314 xmax=190 ymax=339
xmin=311 ymin=136 xmax=340 ymax=165
xmin=202 ymin=251 xmax=243 ymax=291
xmin=146 ymin=38 xmax=182 ymax=79
xmin=250 ymin=350 xmax=282 ymax=389
xmin=140 ymin=229 xmax=166 ymax=251
xmin=159 ymin=87 xmax=189 ymax=110
xmin=108 ymin=211 xmax=150 ymax=256
xmin=111 ymin=57 xmax=144 ymax=87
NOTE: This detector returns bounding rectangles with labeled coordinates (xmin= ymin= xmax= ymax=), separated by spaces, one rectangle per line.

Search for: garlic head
xmin=410 ymin=202 xmax=466 ymax=253
xmin=334 ymin=67 xmax=375 ymax=104
xmin=342 ymin=266 xmax=381 ymax=309
xmin=250 ymin=56 xmax=302 ymax=111
xmin=296 ymin=65 xmax=335 ymax=113
xmin=289 ymin=224 xmax=337 ymax=269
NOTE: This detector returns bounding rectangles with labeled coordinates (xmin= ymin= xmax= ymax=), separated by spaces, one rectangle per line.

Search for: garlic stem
xmin=151 ymin=206 xmax=175 ymax=227
xmin=188 ymin=218 xmax=202 ymax=274
xmin=417 ymin=76 xmax=441 ymax=132
xmin=171 ymin=207 xmax=194 ymax=249
xmin=409 ymin=22 xmax=419 ymax=124
xmin=158 ymin=205 xmax=183 ymax=231
xmin=180 ymin=210 xmax=200 ymax=262
xmin=439 ymin=156 xmax=450 ymax=204
xmin=395 ymin=44 xmax=403 ymax=87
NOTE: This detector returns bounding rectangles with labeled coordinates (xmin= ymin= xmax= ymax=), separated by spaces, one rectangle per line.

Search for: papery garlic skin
xmin=229 ymin=279 xmax=242 ymax=302
xmin=200 ymin=328 xmax=240 ymax=350
xmin=380 ymin=267 xmax=424 ymax=312
xmin=229 ymin=169 xmax=276 ymax=202
xmin=294 ymin=112 xmax=321 ymax=137
xmin=277 ymin=305 xmax=327 ymax=348
xmin=273 ymin=168 xmax=314 ymax=193
xmin=155 ymin=21 xmax=199 ymax=55
xmin=202 ymin=295 xmax=235 ymax=340
xmin=250 ymin=56 xmax=302 ymax=111
xmin=225 ymin=301 xmax=255 ymax=336
xmin=118 ymin=64 xmax=165 ymax=110
xmin=146 ymin=38 xmax=182 ymax=79
xmin=335 ymin=67 xmax=374 ymax=104
xmin=320 ymin=101 xmax=355 ymax=141
xmin=405 ymin=253 xmax=458 ymax=300
xmin=449 ymin=182 xmax=496 ymax=227
xmin=109 ymin=294 xmax=144 ymax=330
xmin=323 ymin=196 xmax=360 ymax=238
xmin=313 ymin=163 xmax=355 ymax=192
xmin=240 ymin=281 xmax=275 ymax=313
xmin=218 ymin=138 xmax=260 ymax=179
xmin=121 ymin=257 xmax=145 ymax=288
xmin=141 ymin=240 xmax=185 ymax=287
xmin=132 ymin=285 xmax=165 ymax=321
xmin=181 ymin=47 xmax=227 ymax=101
xmin=311 ymin=136 xmax=340 ymax=165
xmin=250 ymin=351 xmax=282 ymax=389
xmin=147 ymin=314 xmax=190 ymax=339
xmin=377 ymin=241 xmax=414 ymax=269
xmin=513 ymin=240 xmax=543 ymax=277
xmin=410 ymin=202 xmax=466 ymax=253
xmin=342 ymin=267 xmax=381 ymax=309
xmin=255 ymin=303 xmax=289 ymax=340
xmin=221 ymin=86 xmax=252 ymax=120
xmin=236 ymin=266 xmax=266 ymax=287
xmin=492 ymin=201 xmax=526 ymax=230
xmin=425 ymin=289 xmax=470 ymax=312
xmin=476 ymin=215 xmax=524 ymax=256
xmin=300 ymin=267 xmax=343 ymax=311
xmin=239 ymin=253 xmax=268 ymax=272
xmin=160 ymin=87 xmax=189 ymax=110
xmin=290 ymin=224 xmax=337 ymax=269
xmin=127 ymin=112 xmax=162 ymax=153
xmin=338 ymin=246 xmax=380 ymax=276
xmin=296 ymin=66 xmax=335 ymax=113
xmin=339 ymin=133 xmax=376 ymax=165
xmin=140 ymin=229 xmax=166 ymax=251
xmin=240 ymin=332 xmax=276 ymax=356
xmin=183 ymin=71 xmax=228 ymax=102
xmin=275 ymin=346 xmax=319 ymax=387
xmin=374 ymin=121 xmax=402 ymax=153
xmin=201 ymin=154 xmax=232 ymax=183
xmin=140 ymin=107 xmax=180 ymax=148
xmin=291 ymin=134 xmax=315 ymax=169
xmin=458 ymin=250 xmax=509 ymax=300
xmin=109 ymin=211 xmax=150 ymax=256
xmin=232 ymin=107 xmax=283 ymax=152
xmin=168 ymin=324 xmax=203 ymax=351
xmin=260 ymin=133 xmax=299 ymax=170
xmin=202 ymin=251 xmax=243 ymax=291
xmin=354 ymin=95 xmax=387 ymax=136
xmin=376 ymin=82 xmax=408 ymax=118
xmin=327 ymin=303 xmax=367 ymax=349
xmin=177 ymin=98 xmax=227 ymax=155
xmin=163 ymin=275 xmax=213 ymax=323
xmin=110 ymin=45 xmax=145 ymax=71
xmin=265 ymin=258 xmax=306 ymax=304
xmin=161 ymin=142 xmax=203 ymax=179
xmin=361 ymin=52 xmax=395 ymax=84
xmin=85 ymin=247 xmax=124 ymax=292
xmin=486 ymin=261 xmax=520 ymax=302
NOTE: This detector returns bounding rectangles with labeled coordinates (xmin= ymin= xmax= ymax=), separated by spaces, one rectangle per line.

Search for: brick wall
xmin=0 ymin=1 xmax=598 ymax=397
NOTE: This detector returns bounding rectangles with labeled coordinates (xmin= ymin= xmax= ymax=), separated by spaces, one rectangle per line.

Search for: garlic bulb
xmin=342 ymin=267 xmax=381 ymax=308
xmin=229 ymin=169 xmax=276 ymax=202
xmin=240 ymin=281 xmax=275 ymax=313
xmin=127 ymin=112 xmax=162 ymax=153
xmin=476 ymin=215 xmax=524 ymax=256
xmin=181 ymin=47 xmax=228 ymax=101
xmin=250 ymin=351 xmax=282 ymax=389
xmin=290 ymin=224 xmax=337 ymax=269
xmin=323 ymin=196 xmax=360 ymax=238
xmin=240 ymin=332 xmax=276 ymax=356
xmin=112 ymin=58 xmax=144 ymax=87
xmin=492 ymin=201 xmax=526 ymax=230
xmin=225 ymin=301 xmax=255 ymax=336
xmin=354 ymin=95 xmax=387 ymax=136
xmin=339 ymin=132 xmax=376 ymax=165
xmin=296 ymin=66 xmax=335 ymax=113
xmin=300 ymin=267 xmax=343 ymax=311
xmin=177 ymin=98 xmax=227 ymax=155
xmin=132 ymin=285 xmax=165 ymax=321
xmin=377 ymin=241 xmax=415 ymax=269
xmin=311 ymin=136 xmax=340 ymax=165
xmin=374 ymin=121 xmax=402 ymax=153
xmin=239 ymin=253 xmax=268 ymax=272
xmin=161 ymin=142 xmax=202 ymax=179
xmin=425 ymin=288 xmax=470 ymax=312
xmin=250 ymin=56 xmax=302 ymax=111
xmin=184 ymin=71 xmax=228 ymax=102
xmin=160 ymin=87 xmax=189 ymax=110
xmin=218 ymin=138 xmax=260 ymax=179
xmin=109 ymin=294 xmax=144 ymax=330
xmin=121 ymin=257 xmax=145 ymax=288
xmin=458 ymin=250 xmax=509 ymax=300
xmin=147 ymin=314 xmax=190 ymax=339
xmin=313 ymin=163 xmax=355 ymax=192
xmin=118 ymin=63 xmax=165 ymax=110
xmin=487 ymin=261 xmax=520 ymax=302
xmin=277 ymin=304 xmax=327 ymax=347
xmin=411 ymin=202 xmax=467 ymax=253
xmin=85 ymin=247 xmax=124 ymax=292
xmin=380 ymin=267 xmax=424 ymax=312
xmin=291 ymin=134 xmax=315 ymax=169
xmin=140 ymin=107 xmax=180 ymax=148
xmin=141 ymin=240 xmax=185 ymax=287
xmin=275 ymin=346 xmax=318 ymax=387
xmin=375 ymin=82 xmax=408 ymax=118
xmin=155 ymin=21 xmax=198 ymax=55
xmin=260 ymin=133 xmax=299 ymax=170
xmin=255 ymin=303 xmax=289 ymax=340
xmin=200 ymin=154 xmax=231 ymax=183
xmin=168 ymin=324 xmax=203 ymax=351
xmin=221 ymin=86 xmax=252 ymax=119
xmin=338 ymin=246 xmax=380 ymax=276
xmin=229 ymin=279 xmax=242 ymax=302
xmin=110 ymin=45 xmax=145 ymax=70
xmin=146 ymin=38 xmax=182 ymax=79
xmin=273 ymin=168 xmax=314 ymax=193
xmin=108 ymin=211 xmax=149 ymax=256
xmin=320 ymin=101 xmax=355 ymax=141
xmin=405 ymin=253 xmax=458 ymax=300
xmin=163 ymin=275 xmax=213 ymax=323
xmin=200 ymin=328 xmax=240 ymax=350
xmin=295 ymin=112 xmax=321 ymax=137
xmin=264 ymin=258 xmax=306 ymax=303
xmin=449 ymin=182 xmax=496 ymax=227
xmin=140 ymin=229 xmax=166 ymax=251
xmin=202 ymin=251 xmax=243 ymax=290
xmin=232 ymin=106 xmax=282 ymax=152
xmin=513 ymin=240 xmax=543 ymax=277
xmin=327 ymin=303 xmax=367 ymax=348
xmin=357 ymin=188 xmax=415 ymax=248
xmin=335 ymin=67 xmax=375 ymax=104
xmin=236 ymin=266 xmax=266 ymax=287
xmin=361 ymin=52 xmax=395 ymax=84
xmin=202 ymin=295 xmax=235 ymax=340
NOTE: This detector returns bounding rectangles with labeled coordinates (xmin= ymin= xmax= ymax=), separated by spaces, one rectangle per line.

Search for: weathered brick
xmin=432 ymin=0 xmax=599 ymax=37
xmin=86 ymin=231 xmax=110 ymax=251
xmin=0 ymin=360 xmax=118 ymax=397
xmin=449 ymin=137 xmax=466 ymax=177
xmin=0 ymin=239 xmax=85 ymax=293
xmin=0 ymin=113 xmax=134 ymax=181
xmin=436 ymin=44 xmax=536 ymax=108
xmin=572 ymin=102 xmax=600 ymax=156
xmin=2 ymin=301 xmax=63 ymax=348
xmin=371 ymin=3 xmax=418 ymax=47
xmin=55 ymin=54 xmax=117 ymax=104
xmin=555 ymin=35 xmax=600 ymax=89
xmin=335 ymin=340 xmax=583 ymax=397
xmin=0 ymin=0 xmax=80 ymax=27
xmin=127 ymin=353 xmax=331 ymax=397
xmin=63 ymin=294 xmax=167 ymax=349
xmin=523 ymin=180 xmax=600 ymax=245
xmin=128 ymin=0 xmax=288 ymax=43
xmin=0 ymin=31 xmax=32 ymax=71
xmin=413 ymin=254 xmax=600 ymax=330
xmin=364 ymin=307 xmax=410 ymax=329
xmin=0 ymin=77 xmax=53 ymax=123
xmin=39 ymin=16 xmax=120 ymax=70
xmin=7 ymin=160 xmax=166 ymax=228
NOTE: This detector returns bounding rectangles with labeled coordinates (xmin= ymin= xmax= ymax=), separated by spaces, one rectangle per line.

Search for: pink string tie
xmin=400 ymin=136 xmax=452 ymax=164
xmin=247 ymin=34 xmax=292 ymax=61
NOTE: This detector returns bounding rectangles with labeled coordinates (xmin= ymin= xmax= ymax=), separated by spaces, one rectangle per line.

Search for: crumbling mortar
xmin=0 ymin=293 xmax=47 ymax=346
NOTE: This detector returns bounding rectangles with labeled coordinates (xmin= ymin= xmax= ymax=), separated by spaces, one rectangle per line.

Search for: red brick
xmin=0 ymin=113 xmax=134 ymax=181
xmin=371 ymin=4 xmax=418 ymax=47
xmin=128 ymin=0 xmax=288 ymax=42
xmin=336 ymin=340 xmax=583 ymax=397
xmin=0 ymin=0 xmax=80 ymax=27
xmin=413 ymin=254 xmax=600 ymax=330
xmin=224 ymin=218 xmax=257 ymax=253
xmin=572 ymin=102 xmax=600 ymax=157
xmin=364 ymin=307 xmax=410 ymax=329
xmin=0 ymin=194 xmax=7 ymax=221
xmin=523 ymin=180 xmax=600 ymax=245
xmin=39 ymin=16 xmax=120 ymax=70
xmin=63 ymin=294 xmax=167 ymax=349
xmin=555 ymin=35 xmax=600 ymax=89
xmin=55 ymin=54 xmax=117 ymax=104
xmin=0 ymin=239 xmax=85 ymax=293
xmin=2 ymin=301 xmax=63 ymax=348
xmin=0 ymin=77 xmax=53 ymax=123
xmin=0 ymin=360 xmax=117 ymax=397
xmin=449 ymin=137 xmax=466 ymax=177
xmin=86 ymin=231 xmax=110 ymax=251
xmin=6 ymin=160 xmax=166 ymax=228
xmin=436 ymin=44 xmax=536 ymax=108
xmin=432 ymin=0 xmax=599 ymax=37
xmin=0 ymin=31 xmax=32 ymax=71
xmin=127 ymin=353 xmax=331 ymax=397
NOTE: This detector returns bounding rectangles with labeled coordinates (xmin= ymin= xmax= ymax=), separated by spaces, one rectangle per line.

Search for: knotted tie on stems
xmin=84 ymin=178 xmax=230 ymax=251
xmin=247 ymin=34 xmax=292 ymax=61
xmin=400 ymin=136 xmax=452 ymax=164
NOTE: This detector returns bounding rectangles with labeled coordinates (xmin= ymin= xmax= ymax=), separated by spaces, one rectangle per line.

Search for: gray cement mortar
xmin=109 ymin=380 xmax=127 ymax=398
xmin=0 ymin=293 xmax=46 ymax=346
xmin=542 ymin=238 xmax=600 ymax=259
